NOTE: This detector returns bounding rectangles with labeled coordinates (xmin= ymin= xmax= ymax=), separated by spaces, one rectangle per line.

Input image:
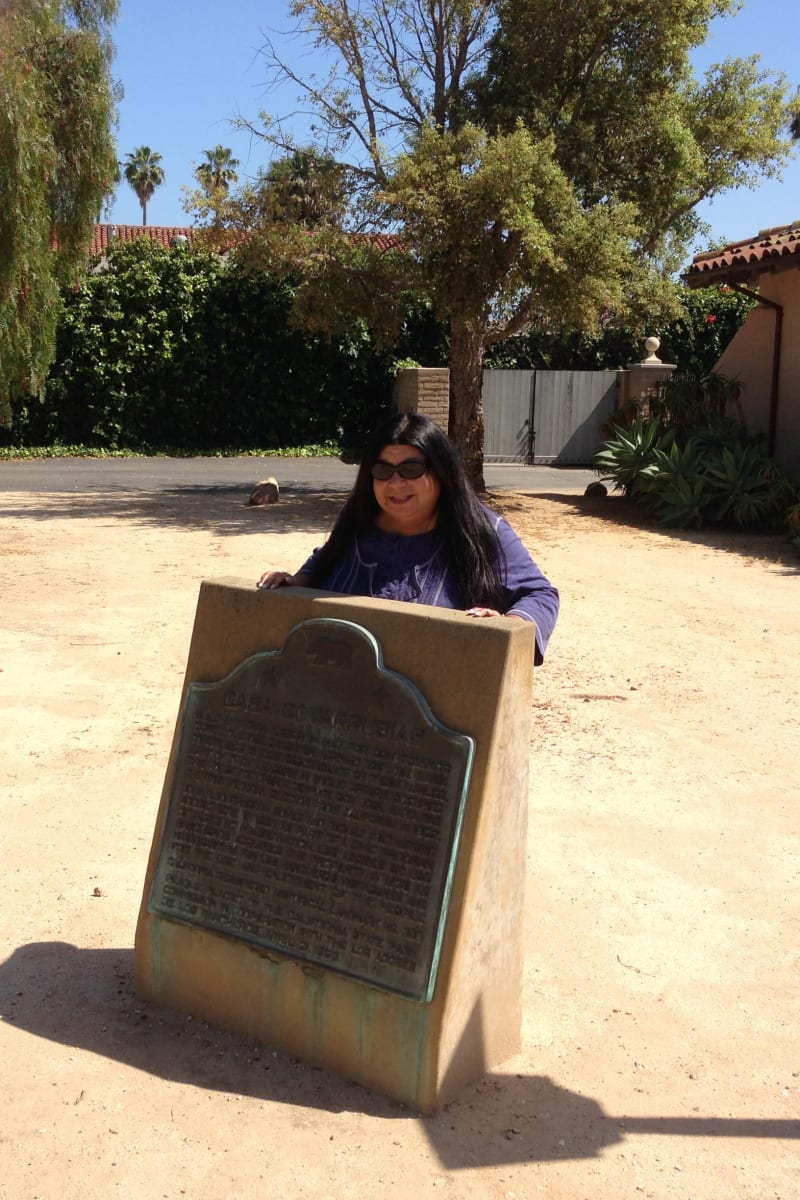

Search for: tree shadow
xmin=2 ymin=941 xmax=796 ymax=1166
xmin=0 ymin=487 xmax=346 ymax=539
xmin=14 ymin=468 xmax=793 ymax=574
xmin=491 ymin=490 xmax=800 ymax=572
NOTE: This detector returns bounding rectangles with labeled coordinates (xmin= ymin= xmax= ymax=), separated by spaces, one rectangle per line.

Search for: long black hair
xmin=307 ymin=412 xmax=506 ymax=608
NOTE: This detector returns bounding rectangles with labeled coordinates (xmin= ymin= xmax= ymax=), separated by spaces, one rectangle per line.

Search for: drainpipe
xmin=724 ymin=283 xmax=783 ymax=459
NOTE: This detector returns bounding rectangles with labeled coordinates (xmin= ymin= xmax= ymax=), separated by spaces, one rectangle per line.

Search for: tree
xmin=473 ymin=0 xmax=794 ymax=263
xmin=122 ymin=145 xmax=165 ymax=225
xmin=184 ymin=145 xmax=347 ymax=239
xmin=261 ymin=149 xmax=347 ymax=226
xmin=195 ymin=145 xmax=240 ymax=196
xmin=0 ymin=0 xmax=120 ymax=423
xmin=225 ymin=0 xmax=795 ymax=486
xmin=791 ymin=88 xmax=800 ymax=140
xmin=188 ymin=145 xmax=239 ymax=223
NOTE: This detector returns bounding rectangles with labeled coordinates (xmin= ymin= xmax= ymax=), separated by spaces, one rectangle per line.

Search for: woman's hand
xmin=465 ymin=607 xmax=524 ymax=619
xmin=257 ymin=570 xmax=298 ymax=590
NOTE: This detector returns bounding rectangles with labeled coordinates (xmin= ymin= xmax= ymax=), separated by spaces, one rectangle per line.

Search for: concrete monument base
xmin=135 ymin=580 xmax=535 ymax=1112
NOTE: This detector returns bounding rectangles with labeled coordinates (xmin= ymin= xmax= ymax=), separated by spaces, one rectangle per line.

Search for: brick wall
xmin=393 ymin=368 xmax=450 ymax=431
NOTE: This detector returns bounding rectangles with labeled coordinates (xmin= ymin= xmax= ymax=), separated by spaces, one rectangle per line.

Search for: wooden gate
xmin=482 ymin=369 xmax=618 ymax=464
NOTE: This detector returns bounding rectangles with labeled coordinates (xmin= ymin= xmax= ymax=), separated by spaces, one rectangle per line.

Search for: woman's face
xmin=371 ymin=442 xmax=442 ymax=535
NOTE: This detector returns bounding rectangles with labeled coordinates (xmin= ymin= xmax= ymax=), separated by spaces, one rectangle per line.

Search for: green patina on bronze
xmin=149 ymin=618 xmax=474 ymax=1003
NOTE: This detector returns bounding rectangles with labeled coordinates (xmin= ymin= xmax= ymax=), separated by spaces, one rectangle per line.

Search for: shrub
xmin=2 ymin=240 xmax=446 ymax=453
xmin=648 ymin=372 xmax=743 ymax=441
xmin=639 ymin=439 xmax=713 ymax=528
xmin=595 ymin=379 xmax=799 ymax=539
xmin=483 ymin=284 xmax=753 ymax=374
xmin=592 ymin=417 xmax=673 ymax=497
xmin=703 ymin=443 xmax=797 ymax=529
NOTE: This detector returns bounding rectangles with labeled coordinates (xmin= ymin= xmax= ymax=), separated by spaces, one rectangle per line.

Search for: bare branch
xmin=254 ymin=0 xmax=496 ymax=165
xmin=484 ymin=295 xmax=537 ymax=345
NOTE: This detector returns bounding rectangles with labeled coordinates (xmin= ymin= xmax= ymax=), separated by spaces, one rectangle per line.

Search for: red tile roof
xmin=89 ymin=224 xmax=402 ymax=257
xmin=90 ymin=224 xmax=198 ymax=255
xmin=353 ymin=232 xmax=402 ymax=253
xmin=685 ymin=221 xmax=800 ymax=288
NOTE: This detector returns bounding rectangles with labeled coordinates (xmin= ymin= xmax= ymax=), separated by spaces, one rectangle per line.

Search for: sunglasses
xmin=370 ymin=459 xmax=430 ymax=481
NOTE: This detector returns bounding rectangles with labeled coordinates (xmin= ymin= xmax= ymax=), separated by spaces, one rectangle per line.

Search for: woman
xmin=257 ymin=412 xmax=559 ymax=663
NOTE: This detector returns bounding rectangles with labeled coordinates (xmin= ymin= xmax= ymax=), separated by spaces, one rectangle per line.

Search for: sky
xmin=107 ymin=0 xmax=800 ymax=264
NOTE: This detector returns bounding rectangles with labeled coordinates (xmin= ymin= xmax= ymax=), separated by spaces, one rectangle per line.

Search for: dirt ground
xmin=1 ymin=475 xmax=798 ymax=1200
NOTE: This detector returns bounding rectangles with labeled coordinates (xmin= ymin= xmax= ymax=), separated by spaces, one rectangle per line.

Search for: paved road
xmin=0 ymin=455 xmax=598 ymax=495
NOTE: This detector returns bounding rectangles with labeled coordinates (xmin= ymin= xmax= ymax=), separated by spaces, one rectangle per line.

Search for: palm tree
xmin=788 ymin=87 xmax=800 ymax=140
xmin=195 ymin=145 xmax=240 ymax=196
xmin=263 ymin=149 xmax=346 ymax=227
xmin=122 ymin=146 xmax=165 ymax=226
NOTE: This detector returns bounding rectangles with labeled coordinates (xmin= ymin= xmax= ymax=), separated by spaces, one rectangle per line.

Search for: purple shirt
xmin=298 ymin=509 xmax=559 ymax=662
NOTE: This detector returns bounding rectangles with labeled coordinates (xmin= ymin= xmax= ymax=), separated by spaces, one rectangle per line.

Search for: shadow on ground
xmin=2 ymin=941 xmax=796 ymax=1167
xmin=3 ymin=482 xmax=798 ymax=572
xmin=0 ymin=487 xmax=346 ymax=539
xmin=489 ymin=490 xmax=800 ymax=573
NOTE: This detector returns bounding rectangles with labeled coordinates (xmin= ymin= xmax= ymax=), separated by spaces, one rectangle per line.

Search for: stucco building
xmin=685 ymin=222 xmax=800 ymax=477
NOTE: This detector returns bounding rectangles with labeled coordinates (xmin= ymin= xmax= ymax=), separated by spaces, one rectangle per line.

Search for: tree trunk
xmin=448 ymin=315 xmax=487 ymax=492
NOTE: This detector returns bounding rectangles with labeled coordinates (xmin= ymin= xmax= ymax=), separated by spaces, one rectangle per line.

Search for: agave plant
xmin=703 ymin=443 xmax=795 ymax=529
xmin=688 ymin=416 xmax=750 ymax=455
xmin=594 ymin=418 xmax=672 ymax=496
xmin=650 ymin=473 xmax=714 ymax=529
xmin=643 ymin=439 xmax=715 ymax=528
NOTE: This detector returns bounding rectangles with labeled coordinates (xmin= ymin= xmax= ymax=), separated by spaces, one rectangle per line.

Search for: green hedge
xmin=3 ymin=239 xmax=446 ymax=453
xmin=484 ymin=284 xmax=753 ymax=373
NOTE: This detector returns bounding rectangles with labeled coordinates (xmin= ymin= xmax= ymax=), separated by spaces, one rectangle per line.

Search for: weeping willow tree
xmin=0 ymin=0 xmax=120 ymax=423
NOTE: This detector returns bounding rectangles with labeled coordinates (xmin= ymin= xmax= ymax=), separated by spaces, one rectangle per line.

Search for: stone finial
xmin=642 ymin=336 xmax=662 ymax=364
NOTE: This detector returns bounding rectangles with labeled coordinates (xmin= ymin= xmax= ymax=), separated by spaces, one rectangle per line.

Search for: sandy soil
xmin=1 ymin=477 xmax=798 ymax=1200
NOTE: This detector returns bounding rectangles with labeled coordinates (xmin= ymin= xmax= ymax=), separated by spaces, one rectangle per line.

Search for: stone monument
xmin=135 ymin=580 xmax=536 ymax=1112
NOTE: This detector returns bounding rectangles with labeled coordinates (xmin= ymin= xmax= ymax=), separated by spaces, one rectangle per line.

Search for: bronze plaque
xmin=149 ymin=618 xmax=474 ymax=1002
